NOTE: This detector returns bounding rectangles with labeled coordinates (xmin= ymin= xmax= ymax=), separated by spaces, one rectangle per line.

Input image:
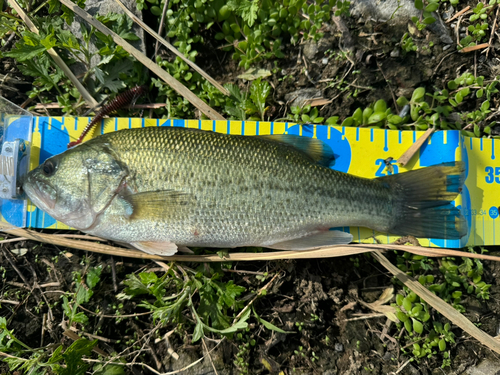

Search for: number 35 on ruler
xmin=485 ymin=166 xmax=500 ymax=183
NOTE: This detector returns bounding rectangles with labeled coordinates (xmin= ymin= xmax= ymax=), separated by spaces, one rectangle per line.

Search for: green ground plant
xmin=391 ymin=247 xmax=491 ymax=367
xmin=117 ymin=262 xmax=289 ymax=343
xmin=2 ymin=13 xmax=144 ymax=113
xmin=0 ymin=318 xmax=112 ymax=375
xmin=326 ymin=73 xmax=500 ymax=138
xmin=62 ymin=264 xmax=102 ymax=327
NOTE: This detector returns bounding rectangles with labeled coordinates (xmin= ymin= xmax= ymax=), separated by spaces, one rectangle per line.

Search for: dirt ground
xmin=2 ymin=2 xmax=500 ymax=374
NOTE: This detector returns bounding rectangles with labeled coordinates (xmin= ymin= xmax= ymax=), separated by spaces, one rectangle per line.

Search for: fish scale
xmin=22 ymin=126 xmax=466 ymax=254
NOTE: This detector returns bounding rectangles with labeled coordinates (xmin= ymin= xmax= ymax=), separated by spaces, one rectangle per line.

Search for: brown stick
xmin=445 ymin=5 xmax=471 ymax=23
xmin=397 ymin=127 xmax=435 ymax=166
xmin=460 ymin=43 xmax=490 ymax=53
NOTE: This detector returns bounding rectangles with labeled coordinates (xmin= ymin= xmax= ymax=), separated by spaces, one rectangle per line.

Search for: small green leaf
xmin=352 ymin=108 xmax=363 ymax=124
xmin=414 ymin=0 xmax=423 ymax=10
xmin=412 ymin=318 xmax=424 ymax=334
xmin=60 ymin=339 xmax=97 ymax=375
xmin=93 ymin=364 xmax=126 ymax=375
xmin=388 ymin=114 xmax=403 ymax=125
xmin=151 ymin=6 xmax=161 ymax=15
xmin=341 ymin=117 xmax=354 ymax=127
xmin=373 ymin=99 xmax=387 ymax=113
xmin=439 ymin=338 xmax=447 ymax=351
xmin=403 ymin=297 xmax=412 ymax=312
xmin=425 ymin=2 xmax=439 ymax=11
xmin=362 ymin=107 xmax=373 ymax=124
xmin=368 ymin=112 xmax=387 ymax=123
xmin=448 ymin=81 xmax=458 ymax=90
xmin=396 ymin=310 xmax=409 ymax=322
xmin=192 ymin=321 xmax=205 ymax=342
xmin=325 ymin=116 xmax=339 ymax=125
xmin=407 ymin=292 xmax=417 ymax=303
xmin=481 ymin=100 xmax=490 ymax=111
xmin=411 ymin=304 xmax=423 ymax=315
xmin=411 ymin=87 xmax=426 ymax=102
xmin=87 ymin=266 xmax=102 ymax=289
xmin=423 ymin=16 xmax=436 ymax=24
xmin=474 ymin=124 xmax=481 ymax=138
xmin=258 ymin=316 xmax=290 ymax=333
xmin=459 ymin=87 xmax=470 ymax=97
xmin=397 ymin=96 xmax=409 ymax=107
xmin=404 ymin=319 xmax=412 ymax=333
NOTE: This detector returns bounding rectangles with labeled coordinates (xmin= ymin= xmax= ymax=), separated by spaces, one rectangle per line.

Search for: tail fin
xmin=379 ymin=162 xmax=467 ymax=240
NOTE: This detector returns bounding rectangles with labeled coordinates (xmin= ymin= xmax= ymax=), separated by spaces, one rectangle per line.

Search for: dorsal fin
xmin=257 ymin=134 xmax=335 ymax=167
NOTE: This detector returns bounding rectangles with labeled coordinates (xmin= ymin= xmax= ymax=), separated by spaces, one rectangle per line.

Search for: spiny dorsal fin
xmin=257 ymin=134 xmax=335 ymax=167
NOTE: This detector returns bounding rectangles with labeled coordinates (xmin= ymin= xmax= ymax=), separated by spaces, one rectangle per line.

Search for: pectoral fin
xmin=120 ymin=190 xmax=195 ymax=221
xmin=257 ymin=134 xmax=335 ymax=167
xmin=266 ymin=230 xmax=353 ymax=250
xmin=131 ymin=241 xmax=178 ymax=256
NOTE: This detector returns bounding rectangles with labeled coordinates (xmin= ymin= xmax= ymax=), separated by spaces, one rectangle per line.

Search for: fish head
xmin=22 ymin=143 xmax=128 ymax=230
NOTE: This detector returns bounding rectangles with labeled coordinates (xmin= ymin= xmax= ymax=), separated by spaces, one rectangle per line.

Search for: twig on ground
xmin=487 ymin=6 xmax=500 ymax=57
xmin=202 ymin=338 xmax=220 ymax=375
xmin=232 ymin=272 xmax=281 ymax=324
xmin=154 ymin=0 xmax=170 ymax=59
xmin=343 ymin=313 xmax=386 ymax=321
xmin=460 ymin=43 xmax=490 ymax=53
xmin=0 ymin=299 xmax=20 ymax=305
xmin=397 ymin=127 xmax=435 ymax=166
xmin=110 ymin=256 xmax=118 ymax=293
xmin=446 ymin=5 xmax=471 ymax=23
xmin=0 ymin=237 xmax=28 ymax=244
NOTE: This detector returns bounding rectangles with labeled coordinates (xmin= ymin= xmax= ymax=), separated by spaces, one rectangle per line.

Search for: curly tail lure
xmin=68 ymin=85 xmax=148 ymax=148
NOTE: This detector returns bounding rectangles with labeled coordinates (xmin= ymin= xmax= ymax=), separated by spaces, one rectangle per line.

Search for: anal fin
xmin=131 ymin=241 xmax=178 ymax=256
xmin=266 ymin=230 xmax=353 ymax=250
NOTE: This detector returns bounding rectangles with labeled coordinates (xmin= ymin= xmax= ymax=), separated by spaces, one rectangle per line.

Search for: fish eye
xmin=42 ymin=160 xmax=56 ymax=176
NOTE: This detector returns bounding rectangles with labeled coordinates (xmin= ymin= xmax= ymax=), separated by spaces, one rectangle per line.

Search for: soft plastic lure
xmin=68 ymin=85 xmax=148 ymax=148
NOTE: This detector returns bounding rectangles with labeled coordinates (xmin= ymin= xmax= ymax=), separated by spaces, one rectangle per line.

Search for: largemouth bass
xmin=22 ymin=126 xmax=466 ymax=255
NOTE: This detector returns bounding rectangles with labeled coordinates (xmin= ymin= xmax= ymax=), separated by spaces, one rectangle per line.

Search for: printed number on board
xmin=375 ymin=159 xmax=399 ymax=177
xmin=485 ymin=166 xmax=500 ymax=184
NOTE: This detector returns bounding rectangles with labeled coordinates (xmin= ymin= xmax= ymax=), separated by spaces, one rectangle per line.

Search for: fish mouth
xmin=22 ymin=177 xmax=57 ymax=211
